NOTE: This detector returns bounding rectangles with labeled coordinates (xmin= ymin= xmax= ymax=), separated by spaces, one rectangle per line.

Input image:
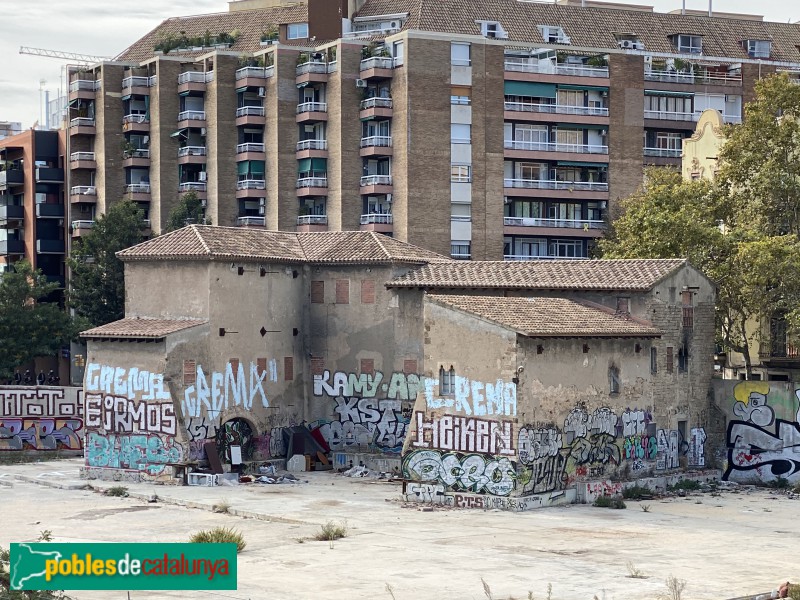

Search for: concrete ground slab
xmin=0 ymin=459 xmax=796 ymax=600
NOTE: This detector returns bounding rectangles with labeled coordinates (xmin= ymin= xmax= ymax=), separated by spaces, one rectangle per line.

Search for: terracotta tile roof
xmin=388 ymin=259 xmax=687 ymax=291
xmin=115 ymin=4 xmax=309 ymax=62
xmin=117 ymin=225 xmax=451 ymax=265
xmin=81 ymin=318 xmax=207 ymax=340
xmin=427 ymin=294 xmax=661 ymax=338
xmin=357 ymin=0 xmax=800 ymax=62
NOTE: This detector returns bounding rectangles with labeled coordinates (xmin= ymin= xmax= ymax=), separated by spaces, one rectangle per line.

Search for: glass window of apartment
xmin=516 ymin=162 xmax=546 ymax=180
xmin=450 ymin=242 xmax=471 ymax=260
xmin=555 ymin=128 xmax=582 ymax=146
xmin=656 ymin=132 xmax=683 ymax=150
xmin=287 ymin=23 xmax=309 ymax=40
xmin=513 ymin=124 xmax=548 ymax=146
xmin=548 ymin=202 xmax=582 ymax=221
xmin=515 ymin=238 xmax=547 ymax=258
xmin=746 ymin=40 xmax=771 ymax=58
xmin=557 ymin=89 xmax=583 ymax=107
xmin=451 ymin=43 xmax=471 ymax=66
xmin=675 ymin=34 xmax=702 ymax=54
xmin=506 ymin=200 xmax=544 ymax=218
xmin=451 ymin=123 xmax=471 ymax=144
xmin=538 ymin=25 xmax=570 ymax=44
xmin=587 ymin=202 xmax=602 ymax=221
xmin=451 ymin=86 xmax=471 ymax=105
xmin=555 ymin=167 xmax=580 ymax=182
xmin=549 ymin=239 xmax=584 ymax=258
xmin=451 ymin=165 xmax=472 ymax=182
xmin=393 ymin=41 xmax=404 ymax=66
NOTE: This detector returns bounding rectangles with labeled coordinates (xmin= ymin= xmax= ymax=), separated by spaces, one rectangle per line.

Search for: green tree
xmin=165 ymin=191 xmax=208 ymax=233
xmin=67 ymin=200 xmax=145 ymax=327
xmin=0 ymin=261 xmax=81 ymax=380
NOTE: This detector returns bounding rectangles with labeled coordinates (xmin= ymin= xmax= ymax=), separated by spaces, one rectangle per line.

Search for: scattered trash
xmin=255 ymin=471 xmax=304 ymax=485
xmin=259 ymin=465 xmax=276 ymax=476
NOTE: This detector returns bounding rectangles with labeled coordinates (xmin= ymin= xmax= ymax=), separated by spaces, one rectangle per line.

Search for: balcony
xmin=504 ymin=140 xmax=608 ymax=155
xmin=121 ymin=76 xmax=150 ymax=95
xmin=35 ymin=167 xmax=64 ymax=183
xmin=35 ymin=204 xmax=65 ymax=219
xmin=234 ymin=66 xmax=273 ymax=88
xmin=296 ymin=61 xmax=327 ymax=75
xmin=177 ymin=71 xmax=207 ymax=93
xmin=0 ymin=239 xmax=25 ymax=255
xmin=69 ymin=186 xmax=97 ymax=203
xmin=123 ymin=149 xmax=150 ymax=168
xmin=122 ymin=114 xmax=149 ymax=133
xmin=503 ymin=101 xmax=608 ymax=125
xmin=70 ymin=152 xmax=97 ymax=170
xmin=0 ymin=170 xmax=25 ymax=189
xmin=237 ymin=216 xmax=266 ymax=227
xmin=296 ymin=102 xmax=328 ymax=123
xmin=504 ymin=59 xmax=609 ymax=79
xmin=643 ymin=147 xmax=682 ymax=158
xmin=360 ymin=174 xmax=392 ymax=194
xmin=503 ymin=216 xmax=605 ymax=237
xmin=644 ymin=69 xmax=742 ymax=86
xmin=237 ymin=143 xmax=265 ymax=154
xmin=359 ymin=213 xmax=393 ymax=233
xmin=236 ymin=179 xmax=266 ymax=198
xmin=235 ymin=105 xmax=265 ymax=126
xmin=177 ymin=111 xmax=206 ymax=128
xmin=178 ymin=146 xmax=207 ymax=164
xmin=504 ymin=178 xmax=608 ymax=200
xmin=0 ymin=205 xmax=24 ymax=225
xmin=644 ymin=110 xmax=695 ymax=122
xmin=296 ymin=139 xmax=327 ymax=160
xmin=296 ymin=214 xmax=328 ymax=232
xmin=178 ymin=182 xmax=206 ymax=193
xmin=360 ymin=135 xmax=393 ymax=157
xmin=71 ymin=220 xmax=94 ymax=237
xmin=360 ymin=97 xmax=393 ymax=120
xmin=36 ymin=239 xmax=65 ymax=254
xmin=296 ymin=177 xmax=328 ymax=196
xmin=68 ymin=79 xmax=97 ymax=101
xmin=69 ymin=117 xmax=96 ymax=135
xmin=360 ymin=56 xmax=394 ymax=79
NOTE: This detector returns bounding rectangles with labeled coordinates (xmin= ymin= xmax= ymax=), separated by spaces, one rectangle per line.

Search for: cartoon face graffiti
xmin=733 ymin=389 xmax=775 ymax=427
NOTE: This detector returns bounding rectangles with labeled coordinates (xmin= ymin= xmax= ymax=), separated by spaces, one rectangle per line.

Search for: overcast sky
xmin=1 ymin=0 xmax=797 ymax=129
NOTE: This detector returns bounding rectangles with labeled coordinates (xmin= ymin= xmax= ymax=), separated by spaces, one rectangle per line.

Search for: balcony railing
xmin=236 ymin=179 xmax=266 ymax=190
xmin=177 ymin=71 xmax=206 ymax=84
xmin=643 ymin=147 xmax=682 ymax=157
xmin=759 ymin=341 xmax=800 ymax=360
xmin=360 ymin=56 xmax=394 ymax=71
xmin=237 ymin=143 xmax=265 ymax=153
xmin=296 ymin=139 xmax=327 ymax=151
xmin=327 ymin=61 xmax=338 ymax=73
xmin=296 ymin=177 xmax=328 ymax=188
xmin=504 ymin=101 xmax=608 ymax=117
xmin=644 ymin=69 xmax=742 ymax=84
xmin=360 ymin=175 xmax=392 ymax=186
xmin=719 ymin=113 xmax=742 ymax=124
xmin=178 ymin=182 xmax=206 ymax=192
xmin=69 ymin=79 xmax=97 ymax=92
xmin=360 ymin=97 xmax=393 ymax=110
xmin=70 ymin=185 xmax=96 ymax=196
xmin=126 ymin=183 xmax=151 ymax=193
xmin=644 ymin=110 xmax=694 ymax=121
xmin=123 ymin=114 xmax=148 ymax=124
xmin=296 ymin=61 xmax=328 ymax=75
xmin=504 ymin=254 xmax=589 ymax=261
xmin=503 ymin=217 xmax=605 ymax=229
xmin=504 ymin=140 xmax=608 ymax=154
xmin=235 ymin=66 xmax=269 ymax=80
xmin=236 ymin=106 xmax=265 ymax=117
xmin=121 ymin=76 xmax=150 ymax=89
xmin=297 ymin=215 xmax=328 ymax=225
xmin=70 ymin=152 xmax=96 ymax=162
xmin=177 ymin=110 xmax=206 ymax=121
xmin=504 ymin=178 xmax=608 ymax=191
xmin=504 ymin=59 xmax=609 ymax=78
xmin=70 ymin=117 xmax=95 ymax=128
xmin=237 ymin=216 xmax=266 ymax=227
xmin=360 ymin=213 xmax=393 ymax=225
xmin=149 ymin=75 xmax=157 ymax=86
xmin=178 ymin=146 xmax=207 ymax=157
xmin=124 ymin=149 xmax=150 ymax=159
xmin=360 ymin=135 xmax=392 ymax=148
xmin=71 ymin=220 xmax=95 ymax=230
xmin=296 ymin=102 xmax=327 ymax=114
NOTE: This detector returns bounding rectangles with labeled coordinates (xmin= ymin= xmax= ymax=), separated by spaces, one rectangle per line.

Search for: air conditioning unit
xmin=258 ymin=87 xmax=265 ymax=97
xmin=199 ymin=172 xmax=207 ymax=182
xmin=200 ymin=127 xmax=207 ymax=136
xmin=200 ymin=199 xmax=207 ymax=208
xmin=633 ymin=41 xmax=645 ymax=50
xmin=619 ymin=40 xmax=634 ymax=49
xmin=355 ymin=79 xmax=367 ymax=88
xmin=389 ymin=20 xmax=400 ymax=29
xmin=599 ymin=129 xmax=608 ymax=136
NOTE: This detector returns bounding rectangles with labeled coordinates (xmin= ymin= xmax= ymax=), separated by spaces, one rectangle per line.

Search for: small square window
xmin=450 ymin=43 xmax=471 ymax=66
xmin=450 ymin=165 xmax=472 ymax=183
xmin=675 ymin=34 xmax=702 ymax=54
xmin=745 ymin=40 xmax=771 ymax=58
xmin=287 ymin=23 xmax=309 ymax=40
xmin=439 ymin=365 xmax=456 ymax=395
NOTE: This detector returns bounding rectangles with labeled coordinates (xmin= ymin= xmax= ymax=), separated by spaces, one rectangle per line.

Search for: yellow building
xmin=681 ymin=109 xmax=725 ymax=181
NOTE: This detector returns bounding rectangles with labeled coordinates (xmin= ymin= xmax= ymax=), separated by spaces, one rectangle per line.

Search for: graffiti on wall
xmin=725 ymin=382 xmax=800 ymax=483
xmin=688 ymin=427 xmax=706 ymax=467
xmin=85 ymin=432 xmax=182 ymax=475
xmin=412 ymin=412 xmax=515 ymax=456
xmin=215 ymin=418 xmax=255 ymax=462
xmin=0 ymin=387 xmax=84 ymax=451
xmin=85 ymin=395 xmax=176 ymax=435
xmin=517 ymin=426 xmax=566 ymax=494
xmin=312 ymin=370 xmax=416 ymax=453
xmin=423 ymin=376 xmax=517 ymax=417
xmin=182 ymin=361 xmax=277 ymax=420
xmin=401 ymin=482 xmax=570 ymax=511
xmin=402 ymin=449 xmax=517 ymax=496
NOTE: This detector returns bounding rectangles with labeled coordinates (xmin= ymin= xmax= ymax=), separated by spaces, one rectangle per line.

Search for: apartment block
xmin=61 ymin=0 xmax=800 ymax=260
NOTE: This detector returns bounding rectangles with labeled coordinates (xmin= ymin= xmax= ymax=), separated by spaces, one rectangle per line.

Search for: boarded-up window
xmin=650 ymin=347 xmax=657 ymax=374
xmin=183 ymin=360 xmax=196 ymax=385
xmin=336 ymin=279 xmax=350 ymax=304
xmin=361 ymin=279 xmax=376 ymax=304
xmin=403 ymin=359 xmax=418 ymax=375
xmin=310 ymin=280 xmax=324 ymax=303
xmin=666 ymin=347 xmax=674 ymax=374
xmin=284 ymin=357 xmax=294 ymax=381
xmin=257 ymin=358 xmax=267 ymax=376
xmin=360 ymin=358 xmax=375 ymax=375
xmin=616 ymin=297 xmax=630 ymax=314
xmin=311 ymin=357 xmax=325 ymax=376
xmin=609 ymin=366 xmax=621 ymax=394
xmin=682 ymin=290 xmax=694 ymax=328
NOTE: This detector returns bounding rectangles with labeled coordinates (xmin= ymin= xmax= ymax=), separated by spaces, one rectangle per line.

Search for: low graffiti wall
xmin=0 ymin=387 xmax=84 ymax=453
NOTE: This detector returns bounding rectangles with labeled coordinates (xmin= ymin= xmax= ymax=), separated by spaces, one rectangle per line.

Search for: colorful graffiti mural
xmin=85 ymin=432 xmax=182 ymax=475
xmin=402 ymin=450 xmax=517 ymax=496
xmin=0 ymin=418 xmax=82 ymax=451
xmin=725 ymin=382 xmax=800 ymax=484
xmin=0 ymin=387 xmax=84 ymax=452
xmin=412 ymin=412 xmax=515 ymax=456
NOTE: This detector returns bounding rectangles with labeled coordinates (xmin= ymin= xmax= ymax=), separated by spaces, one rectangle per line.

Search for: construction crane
xmin=19 ymin=47 xmax=111 ymax=64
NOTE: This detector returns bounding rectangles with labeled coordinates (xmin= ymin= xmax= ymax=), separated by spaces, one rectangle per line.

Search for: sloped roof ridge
xmin=369 ymin=230 xmax=392 ymax=261
xmin=192 ymin=225 xmax=211 ymax=255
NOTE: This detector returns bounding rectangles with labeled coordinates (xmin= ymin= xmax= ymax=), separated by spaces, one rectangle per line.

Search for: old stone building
xmin=81 ymin=226 xmax=716 ymax=506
